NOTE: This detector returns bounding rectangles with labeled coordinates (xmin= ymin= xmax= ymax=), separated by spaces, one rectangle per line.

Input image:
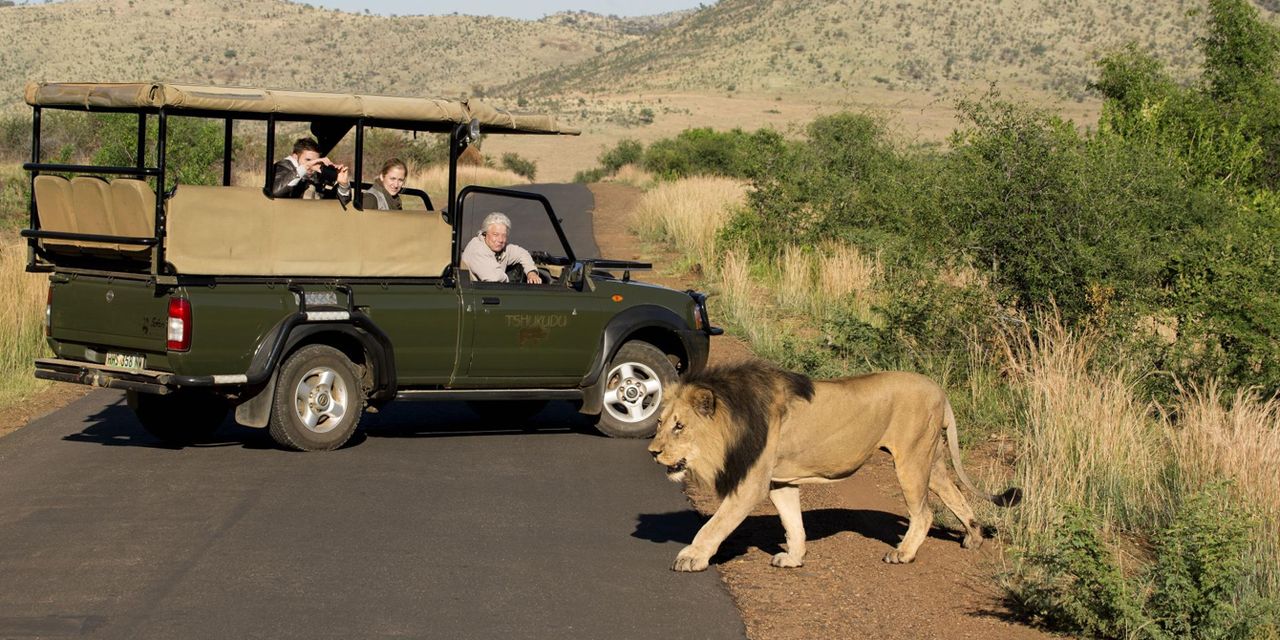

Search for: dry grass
xmin=996 ymin=314 xmax=1280 ymax=598
xmin=1170 ymin=382 xmax=1280 ymax=594
xmin=0 ymin=242 xmax=49 ymax=408
xmin=814 ymin=242 xmax=883 ymax=321
xmin=714 ymin=249 xmax=779 ymax=355
xmin=775 ymin=245 xmax=813 ymax=314
xmin=1002 ymin=316 xmax=1168 ymax=540
xmin=411 ymin=164 xmax=530 ymax=209
xmin=630 ymin=176 xmax=747 ymax=270
xmin=605 ymin=164 xmax=657 ymax=189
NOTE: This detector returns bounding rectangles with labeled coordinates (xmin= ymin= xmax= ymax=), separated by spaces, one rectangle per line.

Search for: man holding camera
xmin=270 ymin=137 xmax=351 ymax=203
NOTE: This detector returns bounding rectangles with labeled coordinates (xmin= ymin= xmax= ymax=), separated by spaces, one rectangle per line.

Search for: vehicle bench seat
xmin=32 ymin=175 xmax=155 ymax=257
xmin=165 ymin=185 xmax=452 ymax=277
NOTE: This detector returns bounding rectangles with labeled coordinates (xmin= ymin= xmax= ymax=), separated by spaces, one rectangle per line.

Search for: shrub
xmin=500 ymin=152 xmax=537 ymax=180
xmin=0 ymin=164 xmax=29 ymax=230
xmin=1011 ymin=507 xmax=1149 ymax=638
xmin=642 ymin=127 xmax=784 ymax=180
xmin=573 ymin=167 xmax=608 ymax=183
xmin=600 ymin=138 xmax=643 ymax=173
xmin=93 ymin=114 xmax=225 ymax=188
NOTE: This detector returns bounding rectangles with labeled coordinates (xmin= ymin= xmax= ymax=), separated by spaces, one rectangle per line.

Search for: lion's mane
xmin=676 ymin=361 xmax=815 ymax=498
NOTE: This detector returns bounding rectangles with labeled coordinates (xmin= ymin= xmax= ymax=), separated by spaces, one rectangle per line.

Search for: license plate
xmin=105 ymin=352 xmax=146 ymax=371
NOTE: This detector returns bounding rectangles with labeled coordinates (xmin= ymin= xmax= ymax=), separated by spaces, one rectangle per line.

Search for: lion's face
xmin=648 ymin=385 xmax=718 ymax=484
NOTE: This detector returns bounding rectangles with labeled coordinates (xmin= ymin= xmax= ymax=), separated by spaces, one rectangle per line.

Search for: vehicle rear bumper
xmin=34 ymin=358 xmax=173 ymax=395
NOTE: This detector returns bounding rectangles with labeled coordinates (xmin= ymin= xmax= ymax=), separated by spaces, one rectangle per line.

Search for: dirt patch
xmin=589 ymin=182 xmax=1052 ymax=640
xmin=0 ymin=382 xmax=90 ymax=439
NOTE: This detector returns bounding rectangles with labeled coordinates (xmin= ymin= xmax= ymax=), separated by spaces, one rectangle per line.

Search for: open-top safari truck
xmin=21 ymin=82 xmax=718 ymax=450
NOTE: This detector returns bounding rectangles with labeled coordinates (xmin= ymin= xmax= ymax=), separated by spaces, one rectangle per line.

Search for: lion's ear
xmin=690 ymin=387 xmax=717 ymax=418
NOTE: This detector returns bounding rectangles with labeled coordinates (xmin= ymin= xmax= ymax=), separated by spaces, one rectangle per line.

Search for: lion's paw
xmin=770 ymin=552 xmax=804 ymax=568
xmin=882 ymin=549 xmax=916 ymax=564
xmin=672 ymin=547 xmax=709 ymax=572
xmin=962 ymin=533 xmax=984 ymax=550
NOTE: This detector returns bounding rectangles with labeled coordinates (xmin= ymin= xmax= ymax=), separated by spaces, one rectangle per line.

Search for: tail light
xmin=167 ymin=297 xmax=192 ymax=351
xmin=44 ymin=286 xmax=53 ymax=337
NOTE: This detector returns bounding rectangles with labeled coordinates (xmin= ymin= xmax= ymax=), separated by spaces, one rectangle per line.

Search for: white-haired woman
xmin=460 ymin=212 xmax=543 ymax=283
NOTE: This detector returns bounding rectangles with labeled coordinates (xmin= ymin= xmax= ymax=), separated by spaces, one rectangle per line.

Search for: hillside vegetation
xmin=0 ymin=0 xmax=655 ymax=107
xmin=3 ymin=0 xmax=1270 ymax=113
xmin=506 ymin=0 xmax=1239 ymax=99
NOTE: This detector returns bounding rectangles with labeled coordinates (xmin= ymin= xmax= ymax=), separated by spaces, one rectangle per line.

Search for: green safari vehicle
xmin=20 ymin=82 xmax=720 ymax=451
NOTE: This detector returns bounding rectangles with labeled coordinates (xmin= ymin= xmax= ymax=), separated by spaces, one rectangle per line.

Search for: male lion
xmin=648 ymin=360 xmax=1020 ymax=572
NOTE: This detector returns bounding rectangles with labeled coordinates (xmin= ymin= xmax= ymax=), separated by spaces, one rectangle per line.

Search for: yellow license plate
xmin=105 ymin=352 xmax=146 ymax=371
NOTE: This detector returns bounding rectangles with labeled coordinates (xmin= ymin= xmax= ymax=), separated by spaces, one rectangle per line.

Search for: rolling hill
xmin=502 ymin=0 xmax=1248 ymax=99
xmin=0 ymin=0 xmax=658 ymax=107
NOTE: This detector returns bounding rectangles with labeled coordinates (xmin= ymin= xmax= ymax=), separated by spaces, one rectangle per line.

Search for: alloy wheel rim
xmin=293 ymin=366 xmax=349 ymax=434
xmin=603 ymin=361 xmax=663 ymax=424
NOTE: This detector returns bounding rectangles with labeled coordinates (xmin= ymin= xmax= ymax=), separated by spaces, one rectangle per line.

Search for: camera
xmin=310 ymin=163 xmax=340 ymax=189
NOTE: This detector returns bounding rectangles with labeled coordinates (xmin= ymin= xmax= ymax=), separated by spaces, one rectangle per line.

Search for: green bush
xmin=1010 ymin=486 xmax=1274 ymax=639
xmin=0 ymin=114 xmax=28 ymax=162
xmin=1148 ymin=485 xmax=1265 ymax=640
xmin=1012 ymin=507 xmax=1149 ymax=638
xmin=500 ymin=152 xmax=537 ymax=180
xmin=572 ymin=167 xmax=608 ymax=183
xmin=93 ymin=114 xmax=225 ymax=188
xmin=0 ymin=164 xmax=29 ymax=230
xmin=642 ymin=127 xmax=783 ymax=180
xmin=600 ymin=138 xmax=643 ymax=173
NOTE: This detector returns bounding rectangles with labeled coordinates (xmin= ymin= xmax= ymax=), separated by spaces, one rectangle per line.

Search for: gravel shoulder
xmin=588 ymin=181 xmax=1057 ymax=640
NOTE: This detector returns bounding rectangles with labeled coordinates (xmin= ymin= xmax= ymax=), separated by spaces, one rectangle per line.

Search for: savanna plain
xmin=2 ymin=0 xmax=1279 ymax=638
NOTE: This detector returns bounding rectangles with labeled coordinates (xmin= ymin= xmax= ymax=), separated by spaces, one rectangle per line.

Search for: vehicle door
xmin=351 ymin=189 xmax=461 ymax=386
xmin=454 ymin=188 xmax=607 ymax=384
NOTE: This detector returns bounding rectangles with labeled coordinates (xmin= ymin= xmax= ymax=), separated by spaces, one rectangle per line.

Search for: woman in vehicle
xmin=361 ymin=158 xmax=407 ymax=211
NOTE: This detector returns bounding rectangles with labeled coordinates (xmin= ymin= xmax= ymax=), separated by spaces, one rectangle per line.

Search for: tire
xmin=268 ymin=344 xmax=365 ymax=452
xmin=594 ymin=341 xmax=677 ymax=438
xmin=467 ymin=399 xmax=549 ymax=424
xmin=129 ymin=389 xmax=228 ymax=446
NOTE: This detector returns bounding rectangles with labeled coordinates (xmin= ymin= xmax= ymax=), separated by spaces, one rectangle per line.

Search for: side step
xmin=394 ymin=388 xmax=583 ymax=402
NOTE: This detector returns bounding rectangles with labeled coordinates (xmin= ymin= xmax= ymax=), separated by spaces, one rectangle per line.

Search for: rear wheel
xmin=268 ymin=344 xmax=365 ymax=451
xmin=594 ymin=341 xmax=677 ymax=438
xmin=129 ymin=389 xmax=227 ymax=446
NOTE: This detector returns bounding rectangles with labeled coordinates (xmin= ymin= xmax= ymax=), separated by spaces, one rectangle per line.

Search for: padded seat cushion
xmin=166 ymin=185 xmax=452 ymax=277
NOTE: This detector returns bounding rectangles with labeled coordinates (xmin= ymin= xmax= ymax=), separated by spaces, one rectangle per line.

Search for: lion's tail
xmin=944 ymin=402 xmax=1022 ymax=508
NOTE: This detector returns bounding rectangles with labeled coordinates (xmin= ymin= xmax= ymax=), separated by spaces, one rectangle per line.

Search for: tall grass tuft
xmin=1170 ymin=382 xmax=1280 ymax=596
xmin=606 ymin=164 xmax=656 ymax=189
xmin=1003 ymin=314 xmax=1168 ymax=540
xmin=715 ymin=249 xmax=779 ymax=355
xmin=814 ymin=242 xmax=882 ymax=321
xmin=775 ymin=245 xmax=813 ymax=313
xmin=0 ymin=242 xmax=49 ymax=407
xmin=630 ymin=176 xmax=747 ymax=271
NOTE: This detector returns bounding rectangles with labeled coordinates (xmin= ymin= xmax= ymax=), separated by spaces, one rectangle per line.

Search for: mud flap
xmin=233 ymin=371 xmax=279 ymax=429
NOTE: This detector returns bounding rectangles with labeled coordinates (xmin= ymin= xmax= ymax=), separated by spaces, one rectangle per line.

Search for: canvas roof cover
xmin=24 ymin=82 xmax=578 ymax=135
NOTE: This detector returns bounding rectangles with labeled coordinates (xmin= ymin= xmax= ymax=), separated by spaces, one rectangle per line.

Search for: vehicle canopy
xmin=24 ymin=82 xmax=579 ymax=135
xmin=21 ymin=82 xmax=582 ymax=280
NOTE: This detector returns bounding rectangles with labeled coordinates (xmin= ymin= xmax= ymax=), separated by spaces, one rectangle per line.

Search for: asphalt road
xmin=0 ymin=185 xmax=746 ymax=639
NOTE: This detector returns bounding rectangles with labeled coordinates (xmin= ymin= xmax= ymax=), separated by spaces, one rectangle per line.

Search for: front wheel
xmin=594 ymin=341 xmax=677 ymax=438
xmin=128 ymin=389 xmax=228 ymax=446
xmin=268 ymin=344 xmax=365 ymax=451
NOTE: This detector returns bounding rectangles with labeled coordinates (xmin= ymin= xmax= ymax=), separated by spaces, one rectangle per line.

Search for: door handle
xmin=481 ymin=297 xmax=501 ymax=305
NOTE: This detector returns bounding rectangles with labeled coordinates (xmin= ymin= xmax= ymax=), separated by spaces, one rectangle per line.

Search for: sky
xmin=299 ymin=0 xmax=713 ymax=19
